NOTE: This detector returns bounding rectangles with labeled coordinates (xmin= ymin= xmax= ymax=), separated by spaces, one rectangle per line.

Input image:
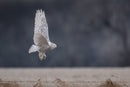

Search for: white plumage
xmin=29 ymin=10 xmax=57 ymax=60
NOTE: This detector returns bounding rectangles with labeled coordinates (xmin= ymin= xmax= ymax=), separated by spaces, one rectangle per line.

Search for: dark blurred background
xmin=0 ymin=0 xmax=130 ymax=67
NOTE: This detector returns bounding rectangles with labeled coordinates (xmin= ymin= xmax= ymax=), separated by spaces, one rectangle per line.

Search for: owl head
xmin=50 ymin=42 xmax=57 ymax=50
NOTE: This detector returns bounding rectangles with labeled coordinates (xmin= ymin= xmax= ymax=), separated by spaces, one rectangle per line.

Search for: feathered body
xmin=29 ymin=10 xmax=57 ymax=60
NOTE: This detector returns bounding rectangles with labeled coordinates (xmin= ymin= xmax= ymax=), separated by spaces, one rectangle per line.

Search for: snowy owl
xmin=29 ymin=10 xmax=57 ymax=60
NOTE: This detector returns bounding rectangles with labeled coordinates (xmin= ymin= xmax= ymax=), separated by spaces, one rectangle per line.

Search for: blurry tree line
xmin=0 ymin=0 xmax=130 ymax=67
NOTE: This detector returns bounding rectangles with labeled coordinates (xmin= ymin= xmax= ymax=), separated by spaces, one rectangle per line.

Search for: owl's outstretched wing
xmin=34 ymin=10 xmax=50 ymax=42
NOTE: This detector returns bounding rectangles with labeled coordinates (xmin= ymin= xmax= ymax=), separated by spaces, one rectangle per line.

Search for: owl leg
xmin=39 ymin=52 xmax=46 ymax=60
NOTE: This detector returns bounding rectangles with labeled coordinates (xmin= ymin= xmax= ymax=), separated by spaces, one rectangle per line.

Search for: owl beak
xmin=55 ymin=44 xmax=57 ymax=48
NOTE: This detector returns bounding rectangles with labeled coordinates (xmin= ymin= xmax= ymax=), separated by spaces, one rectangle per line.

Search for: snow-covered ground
xmin=0 ymin=68 xmax=129 ymax=87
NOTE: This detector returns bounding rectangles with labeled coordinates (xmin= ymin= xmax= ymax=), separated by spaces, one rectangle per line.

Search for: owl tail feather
xmin=29 ymin=45 xmax=40 ymax=54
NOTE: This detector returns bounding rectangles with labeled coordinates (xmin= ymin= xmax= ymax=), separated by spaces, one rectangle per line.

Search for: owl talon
xmin=39 ymin=52 xmax=46 ymax=61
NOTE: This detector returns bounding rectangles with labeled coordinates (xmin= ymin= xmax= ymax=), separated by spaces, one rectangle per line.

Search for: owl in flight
xmin=29 ymin=10 xmax=57 ymax=60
